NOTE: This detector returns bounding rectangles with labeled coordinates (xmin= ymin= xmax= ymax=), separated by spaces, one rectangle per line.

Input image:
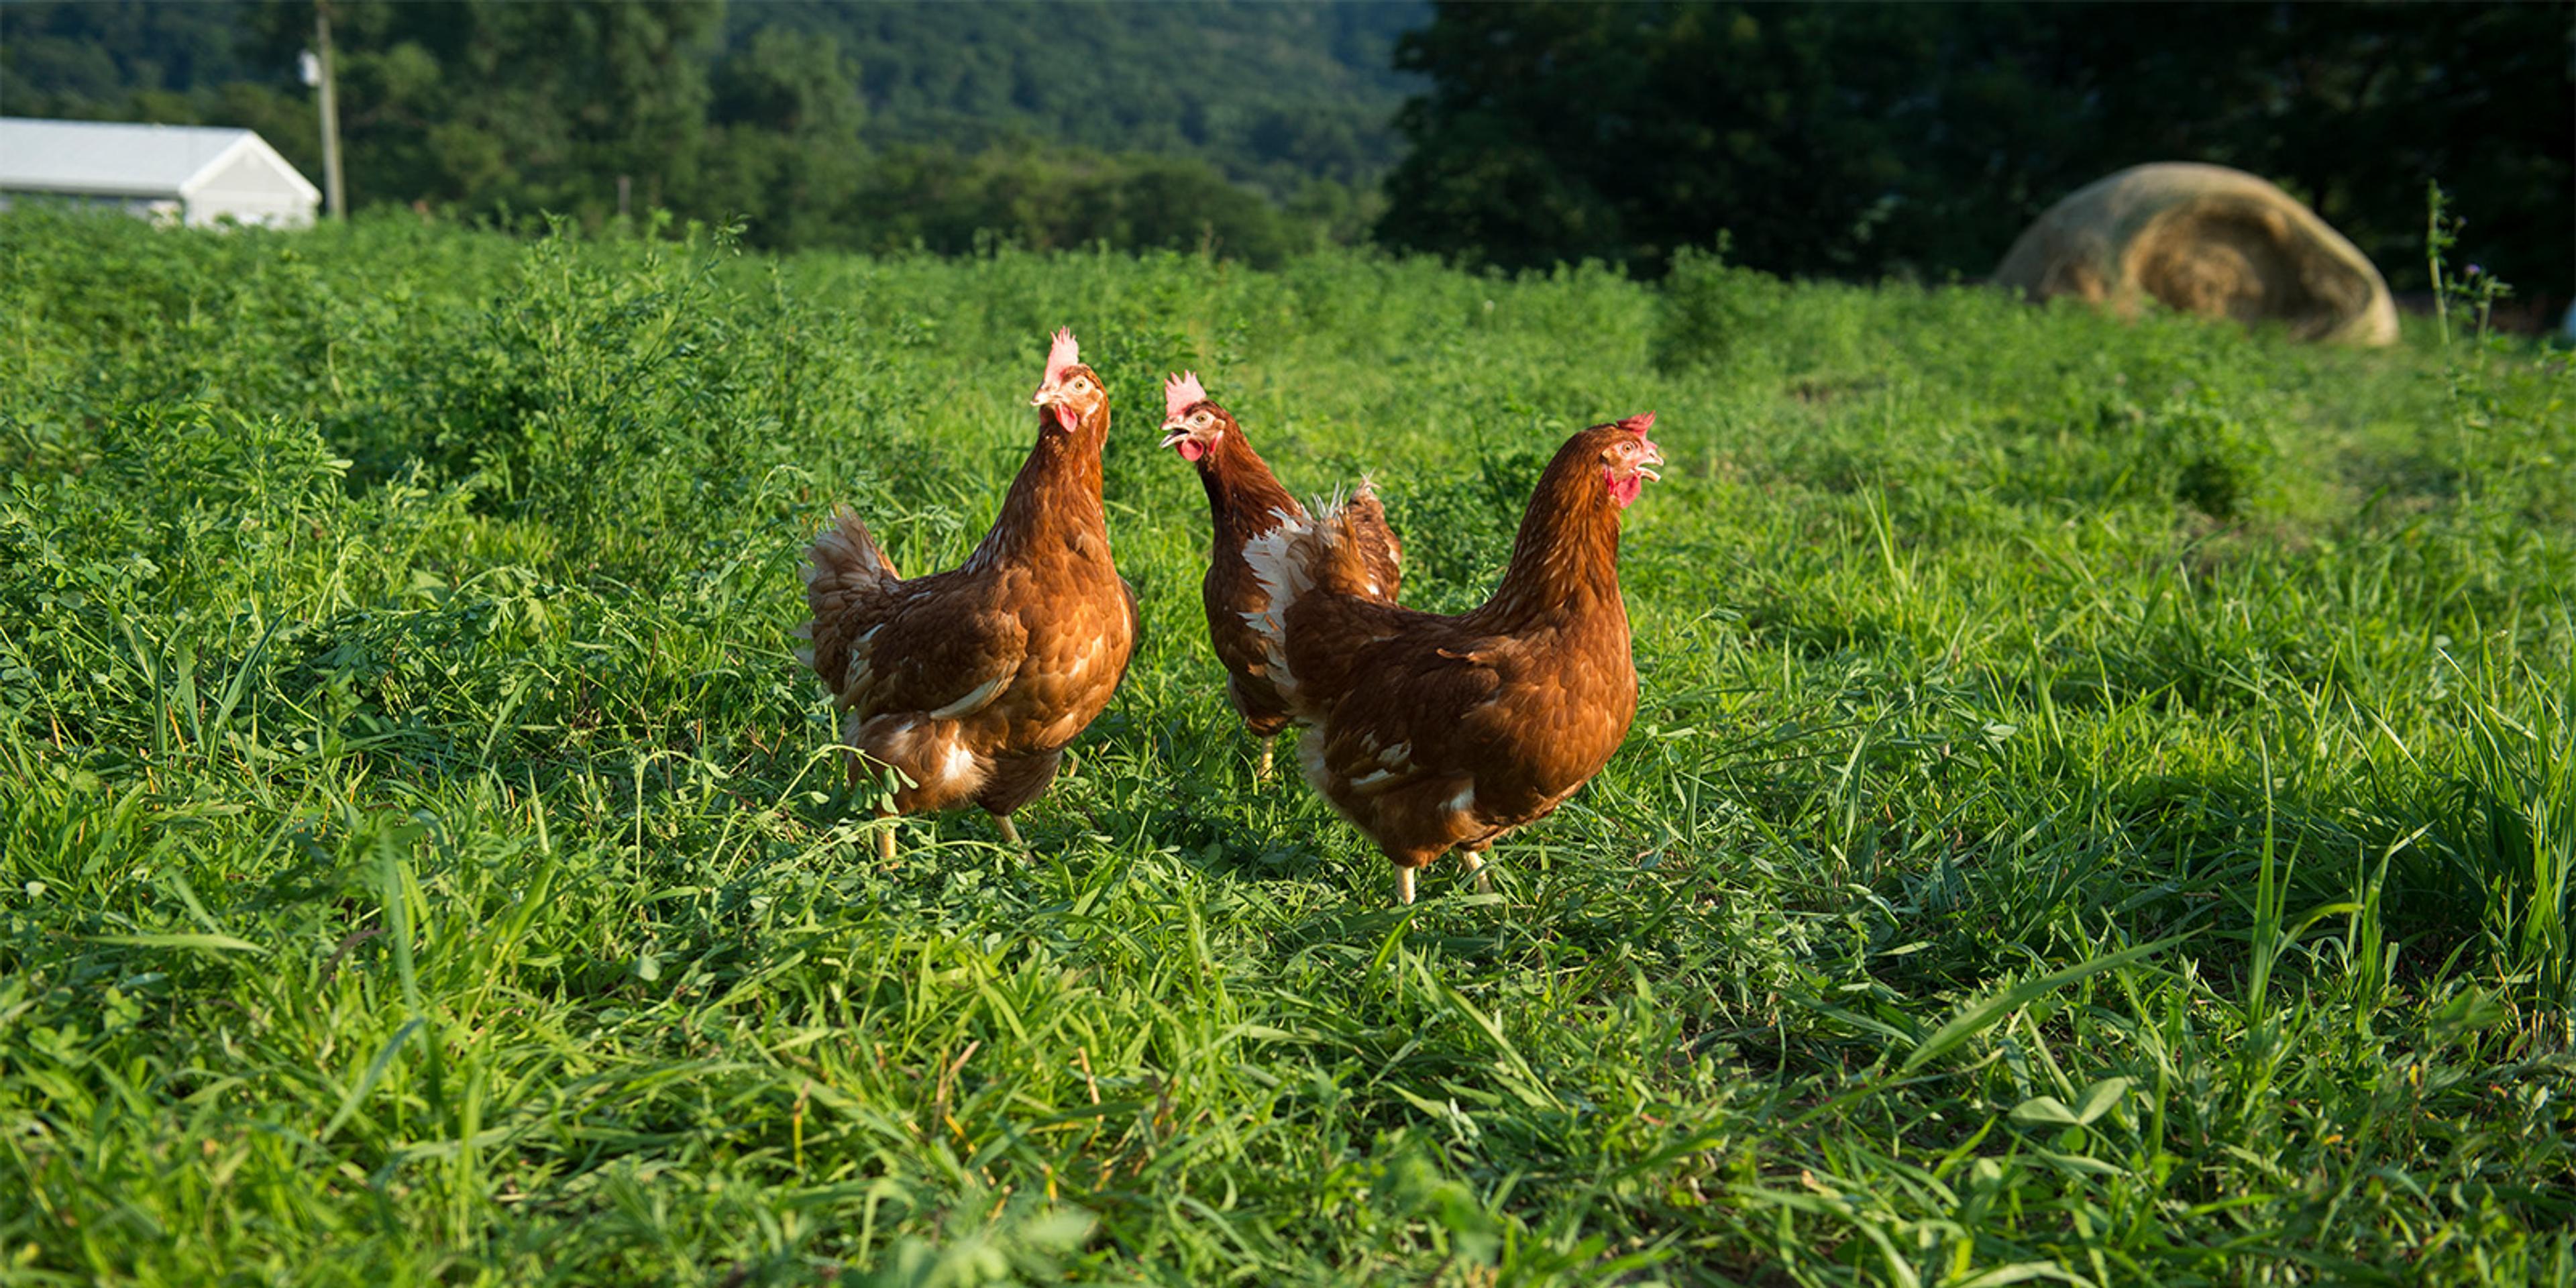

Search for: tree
xmin=352 ymin=0 xmax=721 ymax=221
xmin=0 ymin=0 xmax=1405 ymax=260
xmin=1379 ymin=1 xmax=2575 ymax=292
xmin=672 ymin=27 xmax=867 ymax=247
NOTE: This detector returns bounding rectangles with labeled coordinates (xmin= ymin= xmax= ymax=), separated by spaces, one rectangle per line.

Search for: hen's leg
xmin=1459 ymin=846 xmax=1492 ymax=894
xmin=847 ymin=743 xmax=902 ymax=863
xmin=974 ymin=749 xmax=1060 ymax=849
xmin=1396 ymin=866 xmax=1417 ymax=906
xmin=1246 ymin=714 xmax=1291 ymax=783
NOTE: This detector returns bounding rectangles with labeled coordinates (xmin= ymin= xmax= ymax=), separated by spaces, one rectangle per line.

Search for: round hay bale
xmin=1994 ymin=162 xmax=2398 ymax=345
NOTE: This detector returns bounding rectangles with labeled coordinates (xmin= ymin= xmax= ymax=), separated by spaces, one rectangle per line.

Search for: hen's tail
xmin=1342 ymin=478 xmax=1403 ymax=602
xmin=1301 ymin=486 xmax=1392 ymax=601
xmin=796 ymin=506 xmax=899 ymax=685
xmin=1238 ymin=485 xmax=1413 ymax=722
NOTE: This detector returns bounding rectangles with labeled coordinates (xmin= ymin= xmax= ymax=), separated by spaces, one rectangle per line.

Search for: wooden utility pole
xmin=314 ymin=2 xmax=347 ymax=219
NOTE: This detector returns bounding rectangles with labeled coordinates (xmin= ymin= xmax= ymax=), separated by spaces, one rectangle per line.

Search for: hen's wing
xmin=1203 ymin=547 xmax=1298 ymax=733
xmin=1283 ymin=600 xmax=1529 ymax=861
xmin=800 ymin=508 xmax=1028 ymax=722
xmin=1298 ymin=607 xmax=1629 ymax=863
xmin=835 ymin=586 xmax=1029 ymax=721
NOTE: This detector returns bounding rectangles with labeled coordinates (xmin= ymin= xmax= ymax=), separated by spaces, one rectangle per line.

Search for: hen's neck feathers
xmin=1477 ymin=442 xmax=1626 ymax=631
xmin=969 ymin=409 xmax=1112 ymax=569
xmin=1197 ymin=419 xmax=1302 ymax=543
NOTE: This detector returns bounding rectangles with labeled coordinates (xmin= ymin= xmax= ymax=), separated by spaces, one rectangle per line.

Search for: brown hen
xmin=798 ymin=329 xmax=1139 ymax=858
xmin=1159 ymin=371 xmax=1401 ymax=777
xmin=1246 ymin=413 xmax=1662 ymax=904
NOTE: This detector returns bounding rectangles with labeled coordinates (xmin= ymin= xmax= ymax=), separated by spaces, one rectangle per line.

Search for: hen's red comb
xmin=1042 ymin=328 xmax=1080 ymax=386
xmin=1615 ymin=410 xmax=1656 ymax=436
xmin=1164 ymin=371 xmax=1209 ymax=421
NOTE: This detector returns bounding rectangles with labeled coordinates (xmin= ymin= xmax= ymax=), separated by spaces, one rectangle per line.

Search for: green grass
xmin=3 ymin=208 xmax=2573 ymax=1286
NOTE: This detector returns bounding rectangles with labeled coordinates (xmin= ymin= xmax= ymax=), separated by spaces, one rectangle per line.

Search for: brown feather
xmin=1269 ymin=421 xmax=1650 ymax=880
xmin=1185 ymin=404 xmax=1400 ymax=738
xmin=797 ymin=364 xmax=1136 ymax=821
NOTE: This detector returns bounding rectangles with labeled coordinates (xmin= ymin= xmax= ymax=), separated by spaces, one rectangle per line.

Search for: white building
xmin=0 ymin=117 xmax=320 ymax=229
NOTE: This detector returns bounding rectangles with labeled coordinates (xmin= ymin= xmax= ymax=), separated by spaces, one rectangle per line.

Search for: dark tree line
xmin=6 ymin=0 xmax=2566 ymax=292
xmin=1377 ymin=2 xmax=2575 ymax=292
xmin=0 ymin=0 xmax=1419 ymax=264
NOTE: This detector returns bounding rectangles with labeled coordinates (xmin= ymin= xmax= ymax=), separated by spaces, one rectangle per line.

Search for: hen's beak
xmin=1030 ymin=383 xmax=1061 ymax=409
xmin=1637 ymin=441 xmax=1665 ymax=482
xmin=1158 ymin=422 xmax=1191 ymax=450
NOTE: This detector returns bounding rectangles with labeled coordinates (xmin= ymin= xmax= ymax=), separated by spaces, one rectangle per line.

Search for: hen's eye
xmin=1070 ymin=377 xmax=1090 ymax=392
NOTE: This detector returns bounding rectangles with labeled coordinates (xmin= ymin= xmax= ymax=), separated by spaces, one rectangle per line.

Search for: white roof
xmin=0 ymin=117 xmax=319 ymax=201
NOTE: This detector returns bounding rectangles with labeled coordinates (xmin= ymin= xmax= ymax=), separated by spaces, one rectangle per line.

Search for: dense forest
xmin=1381 ymin=1 xmax=2575 ymax=294
xmin=1 ymin=0 xmax=1421 ymax=262
xmin=2 ymin=0 xmax=2569 ymax=290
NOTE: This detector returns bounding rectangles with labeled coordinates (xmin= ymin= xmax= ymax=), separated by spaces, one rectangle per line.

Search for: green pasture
xmin=1 ymin=210 xmax=2571 ymax=1285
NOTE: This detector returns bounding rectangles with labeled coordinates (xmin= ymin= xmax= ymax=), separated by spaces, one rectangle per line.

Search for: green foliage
xmin=4 ymin=210 xmax=2575 ymax=1283
xmin=839 ymin=146 xmax=1322 ymax=269
xmin=1381 ymin=1 xmax=2576 ymax=293
xmin=0 ymin=0 xmax=279 ymax=110
xmin=733 ymin=1 xmax=1421 ymax=197
xmin=0 ymin=0 xmax=1418 ymax=262
xmin=1657 ymin=242 xmax=1825 ymax=376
